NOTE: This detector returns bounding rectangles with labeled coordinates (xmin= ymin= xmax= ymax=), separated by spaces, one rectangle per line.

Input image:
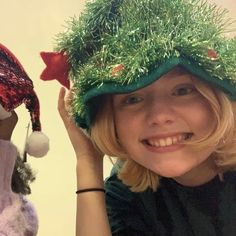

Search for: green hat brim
xmin=76 ymin=56 xmax=236 ymax=129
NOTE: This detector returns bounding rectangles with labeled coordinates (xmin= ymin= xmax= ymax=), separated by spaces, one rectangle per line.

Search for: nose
xmin=146 ymin=96 xmax=175 ymax=126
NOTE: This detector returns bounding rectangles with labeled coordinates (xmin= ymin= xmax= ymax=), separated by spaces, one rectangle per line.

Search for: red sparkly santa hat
xmin=0 ymin=43 xmax=49 ymax=158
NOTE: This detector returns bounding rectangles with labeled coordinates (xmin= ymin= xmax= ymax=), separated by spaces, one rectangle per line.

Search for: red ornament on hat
xmin=40 ymin=51 xmax=70 ymax=89
xmin=0 ymin=43 xmax=49 ymax=158
xmin=111 ymin=64 xmax=125 ymax=77
xmin=207 ymin=49 xmax=218 ymax=60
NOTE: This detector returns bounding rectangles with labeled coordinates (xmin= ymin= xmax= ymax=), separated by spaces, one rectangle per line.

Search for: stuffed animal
xmin=0 ymin=43 xmax=49 ymax=235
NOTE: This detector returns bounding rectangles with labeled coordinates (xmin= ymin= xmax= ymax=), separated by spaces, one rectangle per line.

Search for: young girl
xmin=42 ymin=0 xmax=236 ymax=235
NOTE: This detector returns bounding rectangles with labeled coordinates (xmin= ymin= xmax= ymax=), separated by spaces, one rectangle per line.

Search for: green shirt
xmin=105 ymin=171 xmax=236 ymax=236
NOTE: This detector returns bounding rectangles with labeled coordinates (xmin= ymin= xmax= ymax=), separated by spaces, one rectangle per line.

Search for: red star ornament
xmin=40 ymin=51 xmax=71 ymax=89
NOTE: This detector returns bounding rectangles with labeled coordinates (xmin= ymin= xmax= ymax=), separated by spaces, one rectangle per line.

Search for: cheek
xmin=114 ymin=110 xmax=141 ymax=135
xmin=114 ymin=113 xmax=142 ymax=153
xmin=185 ymin=99 xmax=216 ymax=135
xmin=114 ymin=113 xmax=133 ymax=141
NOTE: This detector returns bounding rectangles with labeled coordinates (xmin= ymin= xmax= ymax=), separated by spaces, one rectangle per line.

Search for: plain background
xmin=0 ymin=0 xmax=235 ymax=235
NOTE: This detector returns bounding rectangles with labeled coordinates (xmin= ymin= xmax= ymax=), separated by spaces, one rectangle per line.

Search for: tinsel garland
xmin=55 ymin=0 xmax=236 ymax=128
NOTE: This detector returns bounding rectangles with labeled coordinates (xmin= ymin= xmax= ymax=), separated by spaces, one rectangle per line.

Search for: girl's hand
xmin=58 ymin=87 xmax=102 ymax=161
xmin=0 ymin=111 xmax=18 ymax=141
xmin=58 ymin=87 xmax=104 ymax=189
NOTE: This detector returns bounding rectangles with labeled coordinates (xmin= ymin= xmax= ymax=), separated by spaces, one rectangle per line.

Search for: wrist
xmin=76 ymin=162 xmax=104 ymax=189
xmin=76 ymin=187 xmax=105 ymax=195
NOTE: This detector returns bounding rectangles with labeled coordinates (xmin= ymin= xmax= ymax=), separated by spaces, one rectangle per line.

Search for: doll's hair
xmin=90 ymin=72 xmax=236 ymax=192
xmin=11 ymin=154 xmax=36 ymax=195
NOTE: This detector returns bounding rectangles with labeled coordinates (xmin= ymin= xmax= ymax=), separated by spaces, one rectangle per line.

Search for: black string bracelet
xmin=76 ymin=188 xmax=105 ymax=194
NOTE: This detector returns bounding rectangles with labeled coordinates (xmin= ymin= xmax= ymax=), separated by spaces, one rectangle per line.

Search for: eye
xmin=172 ymin=85 xmax=196 ymax=96
xmin=123 ymin=95 xmax=143 ymax=105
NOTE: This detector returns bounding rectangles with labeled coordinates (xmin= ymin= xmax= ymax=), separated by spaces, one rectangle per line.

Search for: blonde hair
xmin=90 ymin=79 xmax=236 ymax=192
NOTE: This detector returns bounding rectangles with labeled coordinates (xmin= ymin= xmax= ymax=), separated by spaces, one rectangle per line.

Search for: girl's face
xmin=113 ymin=67 xmax=217 ymax=184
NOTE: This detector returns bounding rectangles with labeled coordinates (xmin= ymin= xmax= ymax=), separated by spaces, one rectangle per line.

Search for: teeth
xmin=172 ymin=136 xmax=178 ymax=144
xmin=177 ymin=135 xmax=183 ymax=141
xmin=165 ymin=137 xmax=172 ymax=146
xmin=147 ymin=134 xmax=189 ymax=147
xmin=154 ymin=140 xmax=160 ymax=147
xmin=159 ymin=139 xmax=166 ymax=147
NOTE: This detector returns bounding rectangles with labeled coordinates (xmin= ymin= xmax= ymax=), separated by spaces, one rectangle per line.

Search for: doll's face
xmin=112 ymin=67 xmax=217 ymax=184
xmin=0 ymin=111 xmax=18 ymax=140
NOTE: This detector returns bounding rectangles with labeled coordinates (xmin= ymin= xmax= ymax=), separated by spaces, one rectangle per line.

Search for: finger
xmin=58 ymin=87 xmax=68 ymax=120
xmin=58 ymin=87 xmax=66 ymax=110
xmin=58 ymin=87 xmax=78 ymax=132
xmin=65 ymin=90 xmax=73 ymax=110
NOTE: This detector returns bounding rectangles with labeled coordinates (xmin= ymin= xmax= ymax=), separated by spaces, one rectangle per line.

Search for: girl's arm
xmin=58 ymin=87 xmax=112 ymax=236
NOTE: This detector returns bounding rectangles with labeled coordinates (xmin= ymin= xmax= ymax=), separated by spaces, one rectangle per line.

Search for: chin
xmin=150 ymin=165 xmax=192 ymax=178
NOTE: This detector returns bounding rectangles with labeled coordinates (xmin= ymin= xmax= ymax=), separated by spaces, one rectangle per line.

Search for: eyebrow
xmin=172 ymin=67 xmax=190 ymax=76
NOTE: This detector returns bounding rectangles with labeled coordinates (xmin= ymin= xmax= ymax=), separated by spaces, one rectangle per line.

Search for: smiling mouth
xmin=144 ymin=133 xmax=193 ymax=148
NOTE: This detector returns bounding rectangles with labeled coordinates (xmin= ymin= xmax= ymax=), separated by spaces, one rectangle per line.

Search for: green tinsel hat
xmin=41 ymin=0 xmax=236 ymax=129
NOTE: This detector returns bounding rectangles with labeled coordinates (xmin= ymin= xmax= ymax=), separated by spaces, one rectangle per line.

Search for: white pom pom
xmin=25 ymin=131 xmax=49 ymax=157
xmin=0 ymin=104 xmax=12 ymax=120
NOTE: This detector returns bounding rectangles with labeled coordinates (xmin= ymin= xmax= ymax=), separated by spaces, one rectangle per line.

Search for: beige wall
xmin=209 ymin=0 xmax=236 ymax=36
xmin=0 ymin=0 xmax=235 ymax=235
